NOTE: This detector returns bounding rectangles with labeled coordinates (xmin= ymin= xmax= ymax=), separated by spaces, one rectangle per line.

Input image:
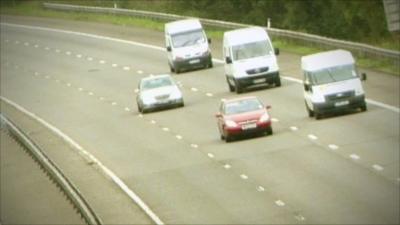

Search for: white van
xmin=223 ymin=27 xmax=280 ymax=94
xmin=302 ymin=49 xmax=367 ymax=119
xmin=165 ymin=19 xmax=212 ymax=73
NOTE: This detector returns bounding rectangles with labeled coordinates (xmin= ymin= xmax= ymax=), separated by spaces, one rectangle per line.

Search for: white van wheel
xmin=305 ymin=101 xmax=314 ymax=117
xmin=226 ymin=77 xmax=234 ymax=92
xmin=234 ymin=80 xmax=243 ymax=94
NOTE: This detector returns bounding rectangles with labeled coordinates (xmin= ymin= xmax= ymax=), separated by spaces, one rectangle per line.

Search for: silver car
xmin=136 ymin=74 xmax=184 ymax=113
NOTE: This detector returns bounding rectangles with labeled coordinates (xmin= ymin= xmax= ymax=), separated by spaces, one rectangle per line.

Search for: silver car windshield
xmin=232 ymin=40 xmax=273 ymax=61
xmin=224 ymin=98 xmax=263 ymax=115
xmin=310 ymin=64 xmax=358 ymax=85
xmin=171 ymin=29 xmax=205 ymax=48
xmin=141 ymin=77 xmax=173 ymax=91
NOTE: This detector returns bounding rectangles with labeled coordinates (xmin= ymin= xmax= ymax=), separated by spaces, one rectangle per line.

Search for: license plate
xmin=253 ymin=78 xmax=266 ymax=84
xmin=335 ymin=100 xmax=349 ymax=107
xmin=189 ymin=59 xmax=200 ymax=64
xmin=242 ymin=123 xmax=257 ymax=130
xmin=157 ymin=99 xmax=169 ymax=104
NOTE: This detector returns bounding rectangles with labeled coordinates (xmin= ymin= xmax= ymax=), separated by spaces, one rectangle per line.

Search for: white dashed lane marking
xmin=66 ymin=51 xmax=71 ymax=55
xmin=99 ymin=97 xmax=105 ymax=101
xmin=372 ymin=164 xmax=384 ymax=171
xmin=328 ymin=144 xmax=339 ymax=150
xmin=275 ymin=200 xmax=285 ymax=207
xmin=124 ymin=107 xmax=131 ymax=112
xmin=45 ymin=47 xmax=50 ymax=50
xmin=223 ymin=164 xmax=231 ymax=169
xmin=190 ymin=87 xmax=198 ymax=92
xmin=137 ymin=70 xmax=143 ymax=74
xmin=240 ymin=174 xmax=248 ymax=180
xmin=206 ymin=93 xmax=213 ymax=97
xmin=150 ymin=120 xmax=156 ymax=124
xmin=349 ymin=154 xmax=360 ymax=160
xmin=207 ymin=153 xmax=214 ymax=158
xmin=257 ymin=186 xmax=265 ymax=192
xmin=78 ymin=88 xmax=83 ymax=91
xmin=290 ymin=126 xmax=298 ymax=131
xmin=308 ymin=134 xmax=318 ymax=140
xmin=112 ymin=63 xmax=118 ymax=67
xmin=123 ymin=66 xmax=130 ymax=71
xmin=175 ymin=135 xmax=183 ymax=140
xmin=66 ymin=83 xmax=71 ymax=87
xmin=34 ymin=44 xmax=39 ymax=48
xmin=271 ymin=118 xmax=279 ymax=122
xmin=111 ymin=102 xmax=117 ymax=106
xmin=162 ymin=127 xmax=169 ymax=132
xmin=76 ymin=54 xmax=82 ymax=58
xmin=99 ymin=60 xmax=106 ymax=64
xmin=87 ymin=57 xmax=93 ymax=61
xmin=294 ymin=214 xmax=306 ymax=221
xmin=88 ymin=92 xmax=94 ymax=96
xmin=55 ymin=49 xmax=60 ymax=53
xmin=190 ymin=144 xmax=199 ymax=148
xmin=24 ymin=42 xmax=29 ymax=46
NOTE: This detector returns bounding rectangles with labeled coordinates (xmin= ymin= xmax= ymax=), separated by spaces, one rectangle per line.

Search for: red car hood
xmin=224 ymin=109 xmax=267 ymax=123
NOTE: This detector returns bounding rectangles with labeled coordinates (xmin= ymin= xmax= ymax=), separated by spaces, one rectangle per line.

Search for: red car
xmin=215 ymin=96 xmax=273 ymax=142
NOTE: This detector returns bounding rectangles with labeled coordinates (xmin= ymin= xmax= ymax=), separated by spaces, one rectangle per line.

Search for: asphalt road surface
xmin=1 ymin=15 xmax=399 ymax=224
xmin=0 ymin=127 xmax=84 ymax=224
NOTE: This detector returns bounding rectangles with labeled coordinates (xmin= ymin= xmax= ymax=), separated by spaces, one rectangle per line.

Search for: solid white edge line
xmin=1 ymin=22 xmax=398 ymax=114
xmin=0 ymin=96 xmax=164 ymax=225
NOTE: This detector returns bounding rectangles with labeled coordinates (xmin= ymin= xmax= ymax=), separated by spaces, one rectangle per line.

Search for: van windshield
xmin=310 ymin=64 xmax=358 ymax=85
xmin=232 ymin=40 xmax=273 ymax=61
xmin=171 ymin=29 xmax=205 ymax=48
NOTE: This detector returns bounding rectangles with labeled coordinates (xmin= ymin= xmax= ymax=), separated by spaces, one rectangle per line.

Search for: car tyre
xmin=275 ymin=77 xmax=281 ymax=87
xmin=235 ymin=80 xmax=243 ymax=94
xmin=306 ymin=102 xmax=314 ymax=117
xmin=315 ymin=112 xmax=322 ymax=120
xmin=227 ymin=77 xmax=235 ymax=92
xmin=225 ymin=135 xmax=233 ymax=143
xmin=137 ymin=103 xmax=143 ymax=113
xmin=208 ymin=57 xmax=213 ymax=68
xmin=360 ymin=103 xmax=367 ymax=112
xmin=266 ymin=126 xmax=273 ymax=135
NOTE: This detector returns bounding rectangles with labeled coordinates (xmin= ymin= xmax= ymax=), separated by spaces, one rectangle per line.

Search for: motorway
xmin=1 ymin=15 xmax=399 ymax=224
xmin=0 ymin=125 xmax=84 ymax=224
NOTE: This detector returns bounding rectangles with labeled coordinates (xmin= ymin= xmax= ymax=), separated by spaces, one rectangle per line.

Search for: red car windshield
xmin=224 ymin=98 xmax=263 ymax=115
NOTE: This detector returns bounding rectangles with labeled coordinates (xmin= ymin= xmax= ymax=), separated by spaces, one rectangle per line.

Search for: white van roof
xmin=301 ymin=49 xmax=355 ymax=72
xmin=224 ymin=27 xmax=269 ymax=46
xmin=165 ymin=19 xmax=202 ymax=35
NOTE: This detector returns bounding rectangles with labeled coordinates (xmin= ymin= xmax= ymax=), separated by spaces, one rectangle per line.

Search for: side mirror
xmin=166 ymin=46 xmax=172 ymax=52
xmin=134 ymin=88 xmax=139 ymax=94
xmin=215 ymin=112 xmax=222 ymax=118
xmin=361 ymin=73 xmax=367 ymax=81
xmin=274 ymin=48 xmax=280 ymax=56
xmin=266 ymin=105 xmax=272 ymax=110
xmin=225 ymin=56 xmax=232 ymax=64
xmin=207 ymin=38 xmax=211 ymax=44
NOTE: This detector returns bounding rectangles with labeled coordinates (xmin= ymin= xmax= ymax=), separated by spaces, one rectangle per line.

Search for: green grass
xmin=1 ymin=1 xmax=399 ymax=75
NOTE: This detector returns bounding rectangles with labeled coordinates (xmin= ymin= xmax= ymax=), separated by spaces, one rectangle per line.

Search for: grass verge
xmin=1 ymin=1 xmax=399 ymax=75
